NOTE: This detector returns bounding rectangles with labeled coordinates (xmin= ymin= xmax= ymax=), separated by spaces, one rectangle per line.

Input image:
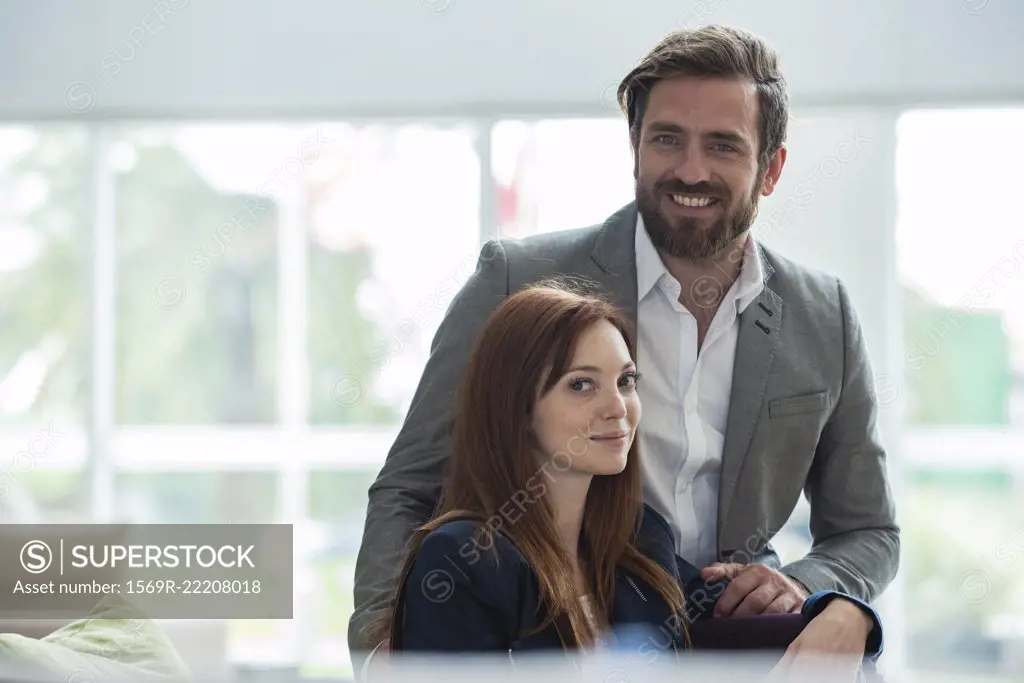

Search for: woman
xmin=372 ymin=280 xmax=882 ymax=672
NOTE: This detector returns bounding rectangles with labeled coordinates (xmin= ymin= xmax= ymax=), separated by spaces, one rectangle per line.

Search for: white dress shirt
xmin=635 ymin=215 xmax=765 ymax=569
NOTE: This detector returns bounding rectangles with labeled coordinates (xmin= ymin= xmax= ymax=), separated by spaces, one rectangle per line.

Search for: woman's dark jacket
xmin=391 ymin=504 xmax=883 ymax=663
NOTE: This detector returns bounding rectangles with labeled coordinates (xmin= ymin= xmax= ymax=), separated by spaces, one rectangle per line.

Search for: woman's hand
xmin=767 ymin=598 xmax=872 ymax=682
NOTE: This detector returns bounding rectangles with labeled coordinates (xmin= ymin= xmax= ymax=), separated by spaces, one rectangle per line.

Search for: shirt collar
xmin=635 ymin=213 xmax=668 ymax=302
xmin=634 ymin=213 xmax=766 ymax=313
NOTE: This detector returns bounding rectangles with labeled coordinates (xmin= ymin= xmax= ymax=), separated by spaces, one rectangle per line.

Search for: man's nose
xmin=672 ymin=141 xmax=712 ymax=185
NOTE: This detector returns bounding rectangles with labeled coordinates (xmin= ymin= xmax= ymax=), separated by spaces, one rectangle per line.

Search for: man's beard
xmin=636 ymin=177 xmax=761 ymax=260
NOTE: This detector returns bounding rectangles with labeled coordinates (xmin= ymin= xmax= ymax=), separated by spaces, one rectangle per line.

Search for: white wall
xmin=1 ymin=0 xmax=1021 ymax=120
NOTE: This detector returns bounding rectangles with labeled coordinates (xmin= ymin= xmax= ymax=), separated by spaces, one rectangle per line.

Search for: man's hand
xmin=701 ymin=562 xmax=810 ymax=617
xmin=767 ymin=598 xmax=872 ymax=682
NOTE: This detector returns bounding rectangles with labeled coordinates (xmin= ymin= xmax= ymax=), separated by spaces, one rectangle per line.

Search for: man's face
xmin=633 ymin=76 xmax=785 ymax=260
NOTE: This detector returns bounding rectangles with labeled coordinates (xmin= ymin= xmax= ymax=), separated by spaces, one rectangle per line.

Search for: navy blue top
xmin=393 ymin=505 xmax=884 ymax=662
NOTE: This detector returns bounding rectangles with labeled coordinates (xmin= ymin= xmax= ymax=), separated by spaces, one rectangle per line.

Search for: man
xmin=349 ymin=23 xmax=899 ymax=673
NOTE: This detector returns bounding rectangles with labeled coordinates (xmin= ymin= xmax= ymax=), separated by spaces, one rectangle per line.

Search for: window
xmin=114 ymin=124 xmax=284 ymax=425
xmin=896 ymin=108 xmax=1024 ymax=428
xmin=308 ymin=123 xmax=480 ymax=425
xmin=0 ymin=121 xmax=481 ymax=677
xmin=0 ymin=125 xmax=91 ymax=519
xmin=0 ymin=125 xmax=91 ymax=429
xmin=9 ymin=110 xmax=1020 ymax=680
xmin=491 ymin=118 xmax=634 ymax=238
xmin=896 ymin=107 xmax=1024 ymax=681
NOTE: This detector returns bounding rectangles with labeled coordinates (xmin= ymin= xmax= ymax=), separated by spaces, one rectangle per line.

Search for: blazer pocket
xmin=768 ymin=391 xmax=830 ymax=418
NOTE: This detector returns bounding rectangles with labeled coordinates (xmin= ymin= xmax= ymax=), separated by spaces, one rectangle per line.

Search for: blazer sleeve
xmin=801 ymin=590 xmax=885 ymax=660
xmin=349 ymin=240 xmax=509 ymax=662
xmin=781 ymin=278 xmax=901 ymax=603
xmin=400 ymin=524 xmax=521 ymax=652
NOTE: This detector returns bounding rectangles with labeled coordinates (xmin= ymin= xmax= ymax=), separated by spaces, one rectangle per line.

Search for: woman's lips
xmin=590 ymin=431 xmax=628 ymax=443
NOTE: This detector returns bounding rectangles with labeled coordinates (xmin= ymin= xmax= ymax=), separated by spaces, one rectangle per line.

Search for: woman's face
xmin=530 ymin=320 xmax=641 ymax=477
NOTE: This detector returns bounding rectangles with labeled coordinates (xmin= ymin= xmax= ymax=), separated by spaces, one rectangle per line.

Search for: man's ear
xmin=760 ymin=146 xmax=787 ymax=196
xmin=630 ymin=128 xmax=640 ymax=180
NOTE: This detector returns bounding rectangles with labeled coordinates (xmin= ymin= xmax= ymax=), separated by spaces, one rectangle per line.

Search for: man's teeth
xmin=671 ymin=194 xmax=715 ymax=207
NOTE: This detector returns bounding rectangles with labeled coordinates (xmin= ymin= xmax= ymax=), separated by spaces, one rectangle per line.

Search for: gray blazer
xmin=348 ymin=202 xmax=900 ymax=660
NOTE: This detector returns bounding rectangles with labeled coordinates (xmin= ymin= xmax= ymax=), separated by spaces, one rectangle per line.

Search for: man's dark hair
xmin=617 ymin=24 xmax=789 ymax=172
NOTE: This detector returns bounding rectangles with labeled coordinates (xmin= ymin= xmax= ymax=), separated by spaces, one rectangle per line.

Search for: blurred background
xmin=0 ymin=0 xmax=1021 ymax=680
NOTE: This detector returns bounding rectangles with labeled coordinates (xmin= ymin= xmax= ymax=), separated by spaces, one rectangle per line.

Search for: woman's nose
xmin=602 ymin=389 xmax=628 ymax=420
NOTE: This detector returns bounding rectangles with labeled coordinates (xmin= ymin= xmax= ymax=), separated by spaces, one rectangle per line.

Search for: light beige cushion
xmin=0 ymin=594 xmax=190 ymax=680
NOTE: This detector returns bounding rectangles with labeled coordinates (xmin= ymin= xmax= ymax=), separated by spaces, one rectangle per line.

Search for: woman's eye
xmin=619 ymin=371 xmax=641 ymax=388
xmin=570 ymin=378 xmax=594 ymax=392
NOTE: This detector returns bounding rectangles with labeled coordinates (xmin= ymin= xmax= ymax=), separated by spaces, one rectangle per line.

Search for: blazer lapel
xmin=717 ymin=248 xmax=783 ymax=550
xmin=589 ymin=202 xmax=639 ymax=330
